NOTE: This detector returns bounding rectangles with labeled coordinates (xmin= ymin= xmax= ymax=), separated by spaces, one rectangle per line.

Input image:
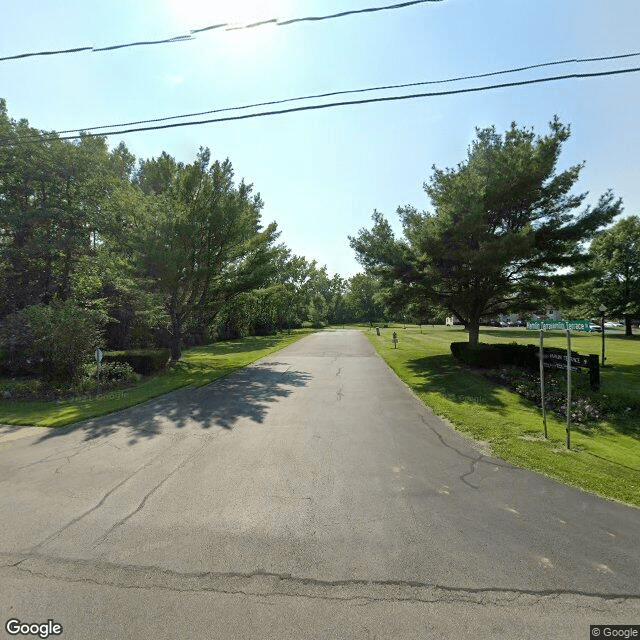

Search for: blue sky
xmin=2 ymin=0 xmax=639 ymax=278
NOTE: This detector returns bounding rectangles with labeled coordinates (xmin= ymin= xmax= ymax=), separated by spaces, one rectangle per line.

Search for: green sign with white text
xmin=526 ymin=320 xmax=589 ymax=331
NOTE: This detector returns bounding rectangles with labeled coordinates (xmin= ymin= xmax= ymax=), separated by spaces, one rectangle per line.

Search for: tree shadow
xmin=405 ymin=354 xmax=508 ymax=412
xmin=31 ymin=362 xmax=312 ymax=445
xmin=596 ymin=362 xmax=640 ymax=439
xmin=184 ymin=335 xmax=289 ymax=357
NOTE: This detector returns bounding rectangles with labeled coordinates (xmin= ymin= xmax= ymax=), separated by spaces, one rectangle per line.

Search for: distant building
xmin=445 ymin=316 xmax=461 ymax=326
xmin=533 ymin=308 xmax=561 ymax=321
xmin=498 ymin=308 xmax=560 ymax=324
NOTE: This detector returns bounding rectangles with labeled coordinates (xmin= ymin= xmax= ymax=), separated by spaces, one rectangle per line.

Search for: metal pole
xmin=566 ymin=329 xmax=572 ymax=450
xmin=601 ymin=312 xmax=606 ymax=366
xmin=539 ymin=329 xmax=547 ymax=438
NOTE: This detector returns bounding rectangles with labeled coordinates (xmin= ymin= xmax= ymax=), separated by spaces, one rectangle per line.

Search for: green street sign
xmin=526 ymin=320 xmax=589 ymax=331
xmin=565 ymin=320 xmax=589 ymax=331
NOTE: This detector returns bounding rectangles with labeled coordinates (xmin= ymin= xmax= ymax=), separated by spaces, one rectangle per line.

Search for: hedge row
xmin=102 ymin=349 xmax=170 ymax=375
xmin=450 ymin=342 xmax=578 ymax=369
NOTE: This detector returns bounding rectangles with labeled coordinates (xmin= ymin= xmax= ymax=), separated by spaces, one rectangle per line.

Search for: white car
xmin=588 ymin=323 xmax=602 ymax=332
xmin=604 ymin=321 xmax=622 ymax=329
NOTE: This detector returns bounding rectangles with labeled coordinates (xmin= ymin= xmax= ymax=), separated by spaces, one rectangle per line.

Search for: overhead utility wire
xmin=40 ymin=50 xmax=640 ymax=136
xmin=3 ymin=65 xmax=638 ymax=147
xmin=0 ymin=0 xmax=443 ymax=62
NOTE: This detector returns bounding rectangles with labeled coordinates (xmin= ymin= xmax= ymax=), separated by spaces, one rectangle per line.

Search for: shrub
xmin=94 ymin=362 xmax=137 ymax=383
xmin=450 ymin=341 xmax=580 ymax=370
xmin=102 ymin=349 xmax=170 ymax=375
xmin=0 ymin=378 xmax=42 ymax=400
xmin=0 ymin=301 xmax=105 ymax=381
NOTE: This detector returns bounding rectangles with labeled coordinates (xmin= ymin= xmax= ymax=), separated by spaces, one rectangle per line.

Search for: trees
xmin=0 ymin=100 xmax=138 ymax=317
xmin=350 ymin=118 xmax=622 ymax=344
xmin=344 ymin=273 xmax=385 ymax=323
xmin=137 ymin=149 xmax=280 ymax=360
xmin=588 ymin=215 xmax=640 ymax=336
xmin=1 ymin=98 xmax=321 ymax=383
xmin=0 ymin=301 xmax=105 ymax=381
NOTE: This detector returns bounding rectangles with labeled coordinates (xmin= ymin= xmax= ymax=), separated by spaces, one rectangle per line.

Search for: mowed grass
xmin=355 ymin=324 xmax=640 ymax=507
xmin=0 ymin=329 xmax=316 ymax=428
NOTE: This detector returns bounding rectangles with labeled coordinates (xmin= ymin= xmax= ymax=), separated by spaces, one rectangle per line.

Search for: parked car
xmin=588 ymin=323 xmax=602 ymax=332
xmin=604 ymin=321 xmax=622 ymax=329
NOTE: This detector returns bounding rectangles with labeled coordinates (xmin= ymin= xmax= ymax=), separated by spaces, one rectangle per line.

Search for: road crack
xmin=419 ymin=415 xmax=513 ymax=489
xmin=92 ymin=435 xmax=218 ymax=547
xmin=29 ymin=441 xmax=184 ymax=553
xmin=4 ymin=553 xmax=639 ymax=607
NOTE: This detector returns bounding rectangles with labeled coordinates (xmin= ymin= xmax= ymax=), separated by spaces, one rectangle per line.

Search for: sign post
xmin=599 ymin=304 xmax=606 ymax=366
xmin=539 ymin=330 xmax=547 ymax=439
xmin=530 ymin=321 xmax=599 ymax=446
xmin=566 ymin=330 xmax=572 ymax=450
xmin=95 ymin=347 xmax=103 ymax=395
xmin=392 ymin=331 xmax=398 ymax=349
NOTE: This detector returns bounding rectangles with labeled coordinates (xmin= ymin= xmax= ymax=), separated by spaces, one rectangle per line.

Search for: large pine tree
xmin=350 ymin=118 xmax=622 ymax=344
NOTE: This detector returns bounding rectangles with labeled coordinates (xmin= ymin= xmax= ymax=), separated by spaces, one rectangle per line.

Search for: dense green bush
xmin=450 ymin=341 xmax=573 ymax=369
xmin=0 ymin=301 xmax=105 ymax=380
xmin=94 ymin=362 xmax=137 ymax=383
xmin=451 ymin=342 xmax=596 ymax=371
xmin=102 ymin=349 xmax=170 ymax=375
xmin=0 ymin=378 xmax=42 ymax=400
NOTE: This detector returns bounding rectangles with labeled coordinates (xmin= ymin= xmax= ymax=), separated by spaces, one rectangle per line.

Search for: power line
xmin=37 ymin=50 xmax=640 ymax=136
xmin=2 ymin=65 xmax=638 ymax=147
xmin=0 ymin=0 xmax=444 ymax=62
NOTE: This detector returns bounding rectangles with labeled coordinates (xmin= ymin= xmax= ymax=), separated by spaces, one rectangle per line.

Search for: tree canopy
xmin=135 ymin=149 xmax=280 ymax=359
xmin=1 ymin=99 xmax=372 ymax=377
xmin=588 ymin=215 xmax=640 ymax=336
xmin=350 ymin=118 xmax=622 ymax=344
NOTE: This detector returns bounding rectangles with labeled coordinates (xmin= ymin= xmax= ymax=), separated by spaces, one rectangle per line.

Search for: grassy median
xmin=358 ymin=324 xmax=640 ymax=507
xmin=0 ymin=329 xmax=316 ymax=428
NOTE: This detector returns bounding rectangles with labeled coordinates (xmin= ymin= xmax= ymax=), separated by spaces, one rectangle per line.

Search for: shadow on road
xmin=31 ymin=362 xmax=312 ymax=445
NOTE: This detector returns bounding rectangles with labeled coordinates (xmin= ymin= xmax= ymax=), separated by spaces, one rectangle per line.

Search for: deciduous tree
xmin=588 ymin=215 xmax=640 ymax=336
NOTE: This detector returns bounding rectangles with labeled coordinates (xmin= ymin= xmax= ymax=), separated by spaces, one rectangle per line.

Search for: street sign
xmin=95 ymin=348 xmax=103 ymax=363
xmin=565 ymin=320 xmax=590 ymax=331
xmin=536 ymin=348 xmax=599 ymax=387
xmin=526 ymin=319 xmax=589 ymax=331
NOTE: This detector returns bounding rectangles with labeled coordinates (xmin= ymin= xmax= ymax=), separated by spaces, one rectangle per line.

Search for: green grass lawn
xmin=0 ymin=329 xmax=316 ymax=428
xmin=354 ymin=324 xmax=640 ymax=507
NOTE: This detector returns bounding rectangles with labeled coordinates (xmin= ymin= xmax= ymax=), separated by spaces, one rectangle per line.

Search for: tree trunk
xmin=170 ymin=313 xmax=182 ymax=361
xmin=625 ymin=315 xmax=633 ymax=337
xmin=468 ymin=320 xmax=480 ymax=346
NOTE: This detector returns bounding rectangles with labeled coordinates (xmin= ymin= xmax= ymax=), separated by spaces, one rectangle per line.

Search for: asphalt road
xmin=1 ymin=330 xmax=638 ymax=639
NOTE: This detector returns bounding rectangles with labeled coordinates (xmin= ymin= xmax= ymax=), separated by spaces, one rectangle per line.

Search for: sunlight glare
xmin=166 ymin=0 xmax=274 ymax=31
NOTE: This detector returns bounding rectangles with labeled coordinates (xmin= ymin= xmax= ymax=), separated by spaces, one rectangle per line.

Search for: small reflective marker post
xmin=392 ymin=332 xmax=398 ymax=349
